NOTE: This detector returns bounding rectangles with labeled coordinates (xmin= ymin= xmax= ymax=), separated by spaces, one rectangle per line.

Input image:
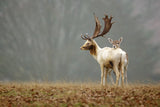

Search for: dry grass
xmin=0 ymin=82 xmax=160 ymax=107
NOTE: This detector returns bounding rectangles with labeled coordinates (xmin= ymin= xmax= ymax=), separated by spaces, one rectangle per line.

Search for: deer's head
xmin=108 ymin=37 xmax=123 ymax=48
xmin=80 ymin=39 xmax=94 ymax=50
xmin=80 ymin=13 xmax=114 ymax=51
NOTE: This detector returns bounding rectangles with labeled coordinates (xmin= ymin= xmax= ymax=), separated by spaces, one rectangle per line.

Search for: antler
xmin=96 ymin=14 xmax=114 ymax=37
xmin=81 ymin=13 xmax=114 ymax=40
xmin=91 ymin=13 xmax=101 ymax=39
xmin=81 ymin=33 xmax=90 ymax=40
xmin=81 ymin=13 xmax=101 ymax=40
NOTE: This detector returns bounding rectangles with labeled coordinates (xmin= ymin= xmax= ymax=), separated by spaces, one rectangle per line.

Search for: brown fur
xmin=89 ymin=45 xmax=97 ymax=56
xmin=104 ymin=61 xmax=113 ymax=69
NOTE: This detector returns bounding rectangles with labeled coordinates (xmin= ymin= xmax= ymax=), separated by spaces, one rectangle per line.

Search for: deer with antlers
xmin=80 ymin=13 xmax=128 ymax=87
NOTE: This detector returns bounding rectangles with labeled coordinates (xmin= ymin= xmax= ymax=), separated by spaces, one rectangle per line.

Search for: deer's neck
xmin=89 ymin=40 xmax=100 ymax=59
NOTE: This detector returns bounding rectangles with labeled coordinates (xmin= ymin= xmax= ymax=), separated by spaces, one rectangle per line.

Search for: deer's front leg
xmin=100 ymin=64 xmax=104 ymax=86
xmin=105 ymin=68 xmax=108 ymax=86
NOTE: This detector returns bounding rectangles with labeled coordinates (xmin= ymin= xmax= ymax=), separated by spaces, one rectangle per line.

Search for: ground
xmin=0 ymin=82 xmax=160 ymax=107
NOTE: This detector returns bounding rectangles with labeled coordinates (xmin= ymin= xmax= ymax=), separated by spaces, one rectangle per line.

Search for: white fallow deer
xmin=108 ymin=37 xmax=129 ymax=85
xmin=80 ymin=13 xmax=127 ymax=87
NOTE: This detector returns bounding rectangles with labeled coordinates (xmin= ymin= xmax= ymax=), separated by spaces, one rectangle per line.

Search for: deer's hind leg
xmin=108 ymin=69 xmax=115 ymax=85
xmin=120 ymin=65 xmax=125 ymax=87
xmin=124 ymin=66 xmax=128 ymax=85
xmin=113 ymin=64 xmax=120 ymax=87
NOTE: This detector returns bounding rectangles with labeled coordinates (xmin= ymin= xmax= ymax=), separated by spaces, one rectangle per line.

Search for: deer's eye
xmin=86 ymin=43 xmax=90 ymax=45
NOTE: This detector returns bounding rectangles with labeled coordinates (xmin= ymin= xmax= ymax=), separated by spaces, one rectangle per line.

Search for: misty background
xmin=0 ymin=0 xmax=159 ymax=82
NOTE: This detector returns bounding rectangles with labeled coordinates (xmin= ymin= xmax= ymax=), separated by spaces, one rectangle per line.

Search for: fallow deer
xmin=80 ymin=13 xmax=128 ymax=87
xmin=108 ymin=37 xmax=123 ymax=49
xmin=108 ymin=37 xmax=129 ymax=85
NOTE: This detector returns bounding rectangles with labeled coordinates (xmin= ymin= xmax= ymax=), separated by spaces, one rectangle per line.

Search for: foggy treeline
xmin=0 ymin=0 xmax=159 ymax=82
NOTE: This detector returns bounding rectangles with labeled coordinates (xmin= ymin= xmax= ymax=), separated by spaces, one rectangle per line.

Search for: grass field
xmin=0 ymin=82 xmax=160 ymax=107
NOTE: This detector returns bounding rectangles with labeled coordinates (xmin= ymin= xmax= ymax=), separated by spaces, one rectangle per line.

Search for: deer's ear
xmin=119 ymin=37 xmax=123 ymax=43
xmin=108 ymin=38 xmax=113 ymax=44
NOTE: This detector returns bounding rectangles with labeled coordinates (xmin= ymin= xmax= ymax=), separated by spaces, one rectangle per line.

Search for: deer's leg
xmin=124 ymin=66 xmax=128 ymax=85
xmin=100 ymin=64 xmax=104 ymax=86
xmin=108 ymin=69 xmax=115 ymax=85
xmin=120 ymin=65 xmax=124 ymax=87
xmin=105 ymin=68 xmax=108 ymax=86
xmin=113 ymin=65 xmax=120 ymax=87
